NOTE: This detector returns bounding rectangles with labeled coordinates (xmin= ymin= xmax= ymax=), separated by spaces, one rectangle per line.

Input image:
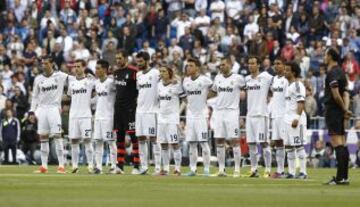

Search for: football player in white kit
xmin=270 ymin=58 xmax=288 ymax=178
xmin=182 ymin=58 xmax=212 ymax=176
xmin=31 ymin=56 xmax=68 ymax=174
xmin=135 ymin=52 xmax=162 ymax=175
xmin=157 ymin=65 xmax=185 ymax=175
xmin=245 ymin=56 xmax=273 ymax=178
xmin=283 ymin=61 xmax=307 ymax=179
xmin=209 ymin=57 xmax=245 ymax=177
xmin=67 ymin=59 xmax=95 ymax=174
xmin=93 ymin=60 xmax=117 ymax=174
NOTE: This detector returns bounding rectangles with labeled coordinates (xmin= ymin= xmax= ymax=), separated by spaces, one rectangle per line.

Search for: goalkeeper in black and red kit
xmin=113 ymin=49 xmax=140 ymax=174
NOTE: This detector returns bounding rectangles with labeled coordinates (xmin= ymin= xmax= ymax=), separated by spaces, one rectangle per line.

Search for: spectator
xmin=20 ymin=112 xmax=38 ymax=164
xmin=342 ymin=51 xmax=360 ymax=90
xmin=0 ymin=85 xmax=6 ymax=112
xmin=0 ymin=109 xmax=20 ymax=164
xmin=10 ymin=86 xmax=28 ymax=121
xmin=210 ymin=0 xmax=225 ymax=23
xmin=310 ymin=139 xmax=325 ymax=168
xmin=118 ymin=26 xmax=136 ymax=56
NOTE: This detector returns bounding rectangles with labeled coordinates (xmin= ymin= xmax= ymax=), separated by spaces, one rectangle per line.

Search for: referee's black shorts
xmin=325 ymin=105 xmax=345 ymax=136
xmin=113 ymin=107 xmax=136 ymax=133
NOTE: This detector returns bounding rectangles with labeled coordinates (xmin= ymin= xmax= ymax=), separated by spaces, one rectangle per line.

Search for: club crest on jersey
xmin=230 ymin=81 xmax=234 ymax=85
xmin=149 ymin=76 xmax=152 ymax=80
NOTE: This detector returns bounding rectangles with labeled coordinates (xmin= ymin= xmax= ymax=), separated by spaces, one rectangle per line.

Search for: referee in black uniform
xmin=324 ymin=48 xmax=352 ymax=185
xmin=113 ymin=49 xmax=140 ymax=174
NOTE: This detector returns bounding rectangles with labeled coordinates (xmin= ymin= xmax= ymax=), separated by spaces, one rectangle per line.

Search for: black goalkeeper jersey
xmin=113 ymin=65 xmax=138 ymax=110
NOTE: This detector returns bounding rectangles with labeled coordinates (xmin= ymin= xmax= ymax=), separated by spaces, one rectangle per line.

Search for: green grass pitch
xmin=0 ymin=166 xmax=359 ymax=207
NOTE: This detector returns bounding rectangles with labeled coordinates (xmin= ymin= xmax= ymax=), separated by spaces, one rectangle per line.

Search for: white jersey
xmin=136 ymin=68 xmax=160 ymax=113
xmin=284 ymin=80 xmax=306 ymax=124
xmin=270 ymin=75 xmax=288 ymax=118
xmin=95 ymin=77 xmax=116 ymax=120
xmin=68 ymin=77 xmax=95 ymax=119
xmin=183 ymin=75 xmax=212 ymax=118
xmin=158 ymin=81 xmax=185 ymax=124
xmin=30 ymin=71 xmax=68 ymax=111
xmin=245 ymin=71 xmax=273 ymax=117
xmin=211 ymin=73 xmax=244 ymax=110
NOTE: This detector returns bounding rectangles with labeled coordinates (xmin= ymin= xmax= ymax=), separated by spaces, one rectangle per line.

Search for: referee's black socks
xmin=334 ymin=145 xmax=349 ymax=181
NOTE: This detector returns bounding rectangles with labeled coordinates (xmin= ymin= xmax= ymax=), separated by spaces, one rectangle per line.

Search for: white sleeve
xmin=203 ymin=76 xmax=213 ymax=88
xmin=67 ymin=80 xmax=72 ymax=96
xmin=237 ymin=75 xmax=245 ymax=89
xmin=30 ymin=77 xmax=40 ymax=112
xmin=295 ymin=82 xmax=306 ymax=102
xmin=211 ymin=76 xmax=218 ymax=92
xmin=16 ymin=118 xmax=21 ymax=142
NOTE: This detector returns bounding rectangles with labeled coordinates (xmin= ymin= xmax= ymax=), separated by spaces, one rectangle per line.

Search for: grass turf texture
xmin=0 ymin=166 xmax=359 ymax=207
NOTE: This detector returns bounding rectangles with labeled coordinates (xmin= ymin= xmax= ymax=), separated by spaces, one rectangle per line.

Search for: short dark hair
xmin=97 ymin=59 xmax=109 ymax=70
xmin=42 ymin=55 xmax=53 ymax=62
xmin=136 ymin=51 xmax=150 ymax=61
xmin=187 ymin=57 xmax=201 ymax=68
xmin=116 ymin=49 xmax=128 ymax=58
xmin=75 ymin=59 xmax=87 ymax=67
xmin=248 ymin=56 xmax=260 ymax=65
xmin=285 ymin=61 xmax=301 ymax=78
xmin=326 ymin=48 xmax=340 ymax=62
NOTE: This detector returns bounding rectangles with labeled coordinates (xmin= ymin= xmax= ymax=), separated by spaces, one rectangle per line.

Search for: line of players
xmin=31 ymin=50 xmax=307 ymax=178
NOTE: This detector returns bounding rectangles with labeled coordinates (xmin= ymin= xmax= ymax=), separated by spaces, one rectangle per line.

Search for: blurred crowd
xmin=0 ymin=0 xmax=360 ymax=165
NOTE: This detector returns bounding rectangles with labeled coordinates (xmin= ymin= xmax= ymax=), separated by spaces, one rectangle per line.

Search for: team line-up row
xmin=30 ymin=51 xmax=308 ymax=179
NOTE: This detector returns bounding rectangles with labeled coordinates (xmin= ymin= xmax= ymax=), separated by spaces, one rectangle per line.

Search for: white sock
xmin=216 ymin=144 xmax=225 ymax=173
xmin=263 ymin=146 xmax=272 ymax=173
xmin=296 ymin=147 xmax=307 ymax=175
xmin=189 ymin=142 xmax=198 ymax=172
xmin=54 ymin=138 xmax=65 ymax=168
xmin=350 ymin=154 xmax=357 ymax=166
xmin=95 ymin=141 xmax=104 ymax=170
xmin=71 ymin=143 xmax=80 ymax=169
xmin=287 ymin=149 xmax=296 ymax=176
xmin=173 ymin=148 xmax=182 ymax=172
xmin=40 ymin=141 xmax=49 ymax=168
xmin=233 ymin=145 xmax=241 ymax=172
xmin=152 ymin=142 xmax=161 ymax=172
xmin=249 ymin=144 xmax=258 ymax=172
xmin=276 ymin=147 xmax=285 ymax=173
xmin=139 ymin=140 xmax=148 ymax=170
xmin=200 ymin=142 xmax=210 ymax=172
xmin=108 ymin=140 xmax=117 ymax=169
xmin=161 ymin=148 xmax=170 ymax=172
xmin=84 ymin=141 xmax=94 ymax=168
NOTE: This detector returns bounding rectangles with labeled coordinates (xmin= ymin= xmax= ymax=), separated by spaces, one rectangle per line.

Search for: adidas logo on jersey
xmin=115 ymin=80 xmax=127 ymax=86
xmin=41 ymin=85 xmax=58 ymax=92
xmin=159 ymin=95 xmax=171 ymax=100
xmin=187 ymin=90 xmax=201 ymax=95
xmin=139 ymin=83 xmax=152 ymax=89
xmin=218 ymin=86 xmax=233 ymax=92
xmin=72 ymin=88 xmax=87 ymax=94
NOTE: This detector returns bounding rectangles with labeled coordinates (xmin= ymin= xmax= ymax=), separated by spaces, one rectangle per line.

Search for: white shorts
xmin=271 ymin=117 xmax=284 ymax=141
xmin=69 ymin=117 xmax=92 ymax=139
xmin=93 ymin=119 xmax=114 ymax=141
xmin=135 ymin=113 xmax=157 ymax=137
xmin=186 ymin=117 xmax=208 ymax=142
xmin=214 ymin=109 xmax=239 ymax=140
xmin=35 ymin=107 xmax=62 ymax=135
xmin=282 ymin=123 xmax=307 ymax=146
xmin=246 ymin=116 xmax=269 ymax=143
xmin=158 ymin=123 xmax=179 ymax=144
